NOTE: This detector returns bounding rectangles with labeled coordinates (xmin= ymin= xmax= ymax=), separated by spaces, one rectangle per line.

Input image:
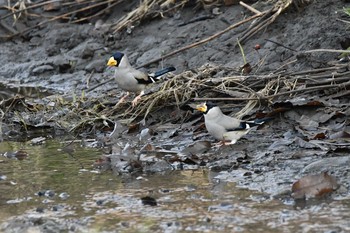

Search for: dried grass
xmin=2 ymin=62 xmax=348 ymax=134
xmin=111 ymin=0 xmax=221 ymax=33
xmin=103 ymin=60 xmax=350 ymax=123
xmin=102 ymin=65 xmax=218 ymax=122
xmin=1 ymin=0 xmax=307 ymax=39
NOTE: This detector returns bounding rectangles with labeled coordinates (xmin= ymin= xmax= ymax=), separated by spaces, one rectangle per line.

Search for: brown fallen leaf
xmin=313 ymin=132 xmax=326 ymax=140
xmin=127 ymin=123 xmax=140 ymax=134
xmin=291 ymin=172 xmax=339 ymax=200
xmin=305 ymin=101 xmax=324 ymax=107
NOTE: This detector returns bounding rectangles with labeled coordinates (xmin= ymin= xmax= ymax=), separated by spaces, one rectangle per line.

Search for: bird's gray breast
xmin=204 ymin=116 xmax=226 ymax=140
xmin=114 ymin=68 xmax=145 ymax=92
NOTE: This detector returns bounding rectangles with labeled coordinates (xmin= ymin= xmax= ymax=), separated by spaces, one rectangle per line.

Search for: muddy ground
xmin=1 ymin=0 xmax=350 ymax=231
xmin=0 ymin=0 xmax=348 ymax=95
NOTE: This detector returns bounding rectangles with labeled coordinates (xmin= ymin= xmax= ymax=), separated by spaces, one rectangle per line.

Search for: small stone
xmin=59 ymin=192 xmax=69 ymax=200
xmin=139 ymin=128 xmax=153 ymax=142
xmin=45 ymin=190 xmax=55 ymax=198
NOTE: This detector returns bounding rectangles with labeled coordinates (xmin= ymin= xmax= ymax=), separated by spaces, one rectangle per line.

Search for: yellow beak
xmin=196 ymin=103 xmax=207 ymax=112
xmin=107 ymin=57 xmax=117 ymax=66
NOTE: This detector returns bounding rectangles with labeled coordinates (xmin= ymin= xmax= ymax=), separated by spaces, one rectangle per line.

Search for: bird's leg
xmin=220 ymin=137 xmax=237 ymax=146
xmin=131 ymin=91 xmax=144 ymax=107
xmin=213 ymin=140 xmax=227 ymax=147
xmin=116 ymin=92 xmax=130 ymax=106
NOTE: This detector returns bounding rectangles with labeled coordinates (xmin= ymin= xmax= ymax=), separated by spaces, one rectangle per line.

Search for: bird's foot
xmin=213 ymin=140 xmax=236 ymax=147
xmin=131 ymin=91 xmax=144 ymax=107
xmin=115 ymin=92 xmax=130 ymax=106
xmin=116 ymin=96 xmax=127 ymax=105
xmin=131 ymin=95 xmax=142 ymax=107
xmin=212 ymin=141 xmax=226 ymax=148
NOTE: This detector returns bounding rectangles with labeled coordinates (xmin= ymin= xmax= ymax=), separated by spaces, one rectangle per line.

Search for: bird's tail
xmin=246 ymin=117 xmax=273 ymax=127
xmin=150 ymin=67 xmax=176 ymax=79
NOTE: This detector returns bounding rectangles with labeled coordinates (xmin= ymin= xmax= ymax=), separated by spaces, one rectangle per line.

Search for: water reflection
xmin=0 ymin=140 xmax=350 ymax=232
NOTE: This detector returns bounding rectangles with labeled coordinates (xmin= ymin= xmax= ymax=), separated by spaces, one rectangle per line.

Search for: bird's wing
xmin=130 ymin=66 xmax=175 ymax=85
xmin=130 ymin=69 xmax=154 ymax=85
xmin=227 ymin=122 xmax=251 ymax=131
xmin=218 ymin=114 xmax=242 ymax=130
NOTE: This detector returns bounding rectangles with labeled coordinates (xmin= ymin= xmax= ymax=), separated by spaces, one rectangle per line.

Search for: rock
xmin=139 ymin=128 xmax=153 ymax=142
xmin=135 ymin=46 xmax=171 ymax=67
xmin=85 ymin=59 xmax=105 ymax=73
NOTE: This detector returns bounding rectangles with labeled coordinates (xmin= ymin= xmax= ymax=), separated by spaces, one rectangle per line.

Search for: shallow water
xmin=0 ymin=140 xmax=350 ymax=232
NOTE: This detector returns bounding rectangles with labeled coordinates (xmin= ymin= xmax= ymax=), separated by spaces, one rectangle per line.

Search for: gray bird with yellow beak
xmin=107 ymin=52 xmax=175 ymax=106
xmin=196 ymin=102 xmax=270 ymax=144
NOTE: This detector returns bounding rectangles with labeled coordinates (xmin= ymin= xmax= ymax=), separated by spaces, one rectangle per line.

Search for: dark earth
xmin=1 ymin=0 xmax=350 ymax=232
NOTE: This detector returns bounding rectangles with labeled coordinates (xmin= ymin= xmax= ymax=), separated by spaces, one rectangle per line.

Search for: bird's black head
xmin=107 ymin=52 xmax=124 ymax=67
xmin=205 ymin=102 xmax=217 ymax=111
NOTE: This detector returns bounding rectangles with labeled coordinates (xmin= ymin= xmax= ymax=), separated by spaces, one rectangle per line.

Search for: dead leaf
xmin=294 ymin=137 xmax=329 ymax=150
xmin=329 ymin=131 xmax=350 ymax=140
xmin=284 ymin=110 xmax=301 ymax=121
xmin=305 ymin=101 xmax=324 ymax=107
xmin=127 ymin=123 xmax=140 ymax=134
xmin=311 ymin=111 xmax=336 ymax=123
xmin=268 ymin=138 xmax=294 ymax=151
xmin=297 ymin=115 xmax=319 ymax=130
xmin=313 ymin=132 xmax=326 ymax=140
xmin=291 ymin=172 xmax=338 ymax=199
xmin=295 ymin=127 xmax=327 ymax=140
